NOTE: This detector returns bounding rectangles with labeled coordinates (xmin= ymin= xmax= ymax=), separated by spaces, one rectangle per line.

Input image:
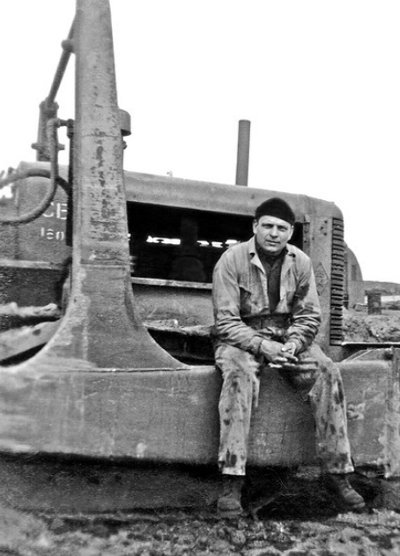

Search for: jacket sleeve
xmin=212 ymin=252 xmax=263 ymax=355
xmin=285 ymin=258 xmax=321 ymax=352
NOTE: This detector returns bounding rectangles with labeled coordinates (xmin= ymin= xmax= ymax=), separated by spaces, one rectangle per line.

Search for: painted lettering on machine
xmin=40 ymin=201 xmax=68 ymax=242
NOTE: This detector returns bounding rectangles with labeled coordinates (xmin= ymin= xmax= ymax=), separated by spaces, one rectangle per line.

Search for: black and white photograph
xmin=0 ymin=1 xmax=399 ymax=554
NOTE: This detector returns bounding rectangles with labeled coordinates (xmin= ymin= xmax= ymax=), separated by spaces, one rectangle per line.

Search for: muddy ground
xmin=2 ymin=495 xmax=400 ymax=555
xmin=2 ymin=465 xmax=400 ymax=555
xmin=3 ymin=509 xmax=400 ymax=556
xmin=2 ymin=309 xmax=400 ymax=555
xmin=343 ymin=308 xmax=400 ymax=343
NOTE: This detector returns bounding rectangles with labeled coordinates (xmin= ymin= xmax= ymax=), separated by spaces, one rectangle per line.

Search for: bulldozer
xmin=0 ymin=0 xmax=399 ymax=514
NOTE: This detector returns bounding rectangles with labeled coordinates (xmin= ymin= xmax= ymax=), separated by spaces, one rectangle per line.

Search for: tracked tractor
xmin=0 ymin=0 xmax=399 ymax=513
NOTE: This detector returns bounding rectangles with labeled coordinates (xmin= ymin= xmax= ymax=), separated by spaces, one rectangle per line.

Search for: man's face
xmin=253 ymin=215 xmax=293 ymax=255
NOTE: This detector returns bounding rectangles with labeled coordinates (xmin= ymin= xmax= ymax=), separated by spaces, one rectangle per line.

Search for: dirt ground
xmin=2 ymin=468 xmax=400 ymax=556
xmin=2 ymin=309 xmax=400 ymax=555
xmin=2 ymin=502 xmax=400 ymax=555
xmin=343 ymin=308 xmax=400 ymax=343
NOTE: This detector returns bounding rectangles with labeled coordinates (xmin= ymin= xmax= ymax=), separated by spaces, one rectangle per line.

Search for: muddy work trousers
xmin=215 ymin=342 xmax=354 ymax=476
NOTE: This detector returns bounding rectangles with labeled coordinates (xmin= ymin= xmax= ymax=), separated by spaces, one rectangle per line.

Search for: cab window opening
xmin=127 ymin=203 xmax=303 ymax=283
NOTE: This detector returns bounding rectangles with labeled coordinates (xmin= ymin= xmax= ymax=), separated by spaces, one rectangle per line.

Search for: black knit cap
xmin=254 ymin=197 xmax=295 ymax=225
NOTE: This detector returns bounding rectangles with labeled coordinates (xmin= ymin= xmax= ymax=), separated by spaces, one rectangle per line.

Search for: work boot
xmin=324 ymin=473 xmax=366 ymax=511
xmin=217 ymin=475 xmax=244 ymax=517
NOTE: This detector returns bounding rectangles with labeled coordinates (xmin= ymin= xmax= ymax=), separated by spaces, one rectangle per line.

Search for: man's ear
xmin=288 ymin=225 xmax=294 ymax=240
xmin=252 ymin=218 xmax=258 ymax=234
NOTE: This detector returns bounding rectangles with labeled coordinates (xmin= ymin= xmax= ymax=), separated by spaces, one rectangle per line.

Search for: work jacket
xmin=212 ymin=237 xmax=321 ymax=355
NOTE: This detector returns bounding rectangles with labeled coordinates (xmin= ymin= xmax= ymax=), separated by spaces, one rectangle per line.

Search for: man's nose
xmin=269 ymin=226 xmax=278 ymax=237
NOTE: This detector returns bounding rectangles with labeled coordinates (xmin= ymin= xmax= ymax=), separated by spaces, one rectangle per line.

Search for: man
xmin=212 ymin=197 xmax=365 ymax=516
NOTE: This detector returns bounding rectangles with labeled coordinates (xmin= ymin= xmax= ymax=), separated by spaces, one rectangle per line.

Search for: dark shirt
xmin=256 ymin=245 xmax=287 ymax=313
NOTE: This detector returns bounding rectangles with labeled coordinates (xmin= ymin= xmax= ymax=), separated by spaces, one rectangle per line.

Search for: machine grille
xmin=330 ymin=218 xmax=345 ymax=344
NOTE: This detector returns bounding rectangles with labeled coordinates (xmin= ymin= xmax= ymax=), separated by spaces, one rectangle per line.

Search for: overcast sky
xmin=0 ymin=1 xmax=399 ymax=283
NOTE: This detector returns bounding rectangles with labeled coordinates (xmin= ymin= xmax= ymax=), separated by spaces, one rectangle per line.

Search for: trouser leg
xmin=215 ymin=344 xmax=260 ymax=476
xmin=304 ymin=344 xmax=354 ymax=474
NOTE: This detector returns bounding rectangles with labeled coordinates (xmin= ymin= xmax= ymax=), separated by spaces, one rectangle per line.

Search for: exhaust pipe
xmin=235 ymin=119 xmax=251 ymax=186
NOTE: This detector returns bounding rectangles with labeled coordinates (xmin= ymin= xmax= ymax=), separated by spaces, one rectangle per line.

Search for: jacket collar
xmin=248 ymin=236 xmax=295 ymax=274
